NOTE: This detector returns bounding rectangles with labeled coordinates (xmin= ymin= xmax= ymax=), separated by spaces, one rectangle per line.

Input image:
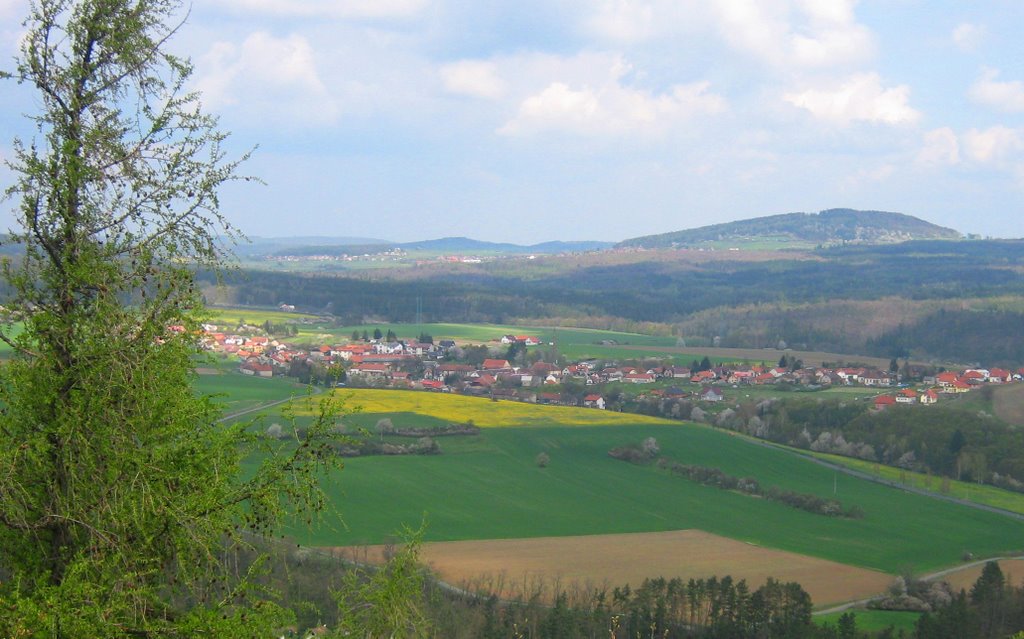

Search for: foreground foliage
xmin=0 ymin=1 xmax=340 ymax=635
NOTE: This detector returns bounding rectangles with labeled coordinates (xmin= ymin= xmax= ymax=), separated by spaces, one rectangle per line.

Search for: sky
xmin=1 ymin=1 xmax=1024 ymax=244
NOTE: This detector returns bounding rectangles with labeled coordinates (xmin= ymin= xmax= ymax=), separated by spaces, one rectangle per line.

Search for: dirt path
xmin=740 ymin=436 xmax=1024 ymax=522
xmin=814 ymin=555 xmax=1024 ymax=615
xmin=217 ymin=385 xmax=323 ymax=423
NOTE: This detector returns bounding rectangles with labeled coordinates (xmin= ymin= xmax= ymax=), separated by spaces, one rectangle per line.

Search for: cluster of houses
xmin=872 ymin=368 xmax=1020 ymax=409
xmin=200 ymin=324 xmax=1022 ymax=409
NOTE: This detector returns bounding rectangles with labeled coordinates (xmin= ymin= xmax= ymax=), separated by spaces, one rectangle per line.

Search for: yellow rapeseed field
xmin=321 ymin=389 xmax=671 ymax=428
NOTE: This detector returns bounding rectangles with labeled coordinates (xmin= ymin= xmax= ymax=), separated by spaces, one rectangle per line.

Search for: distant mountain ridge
xmin=399 ymin=237 xmax=613 ymax=253
xmin=253 ymin=236 xmax=614 ymax=257
xmin=617 ymin=209 xmax=962 ymax=249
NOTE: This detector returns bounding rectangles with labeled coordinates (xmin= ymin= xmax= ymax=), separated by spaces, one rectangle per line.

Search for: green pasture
xmin=204 ymin=307 xmax=320 ymax=327
xmin=195 ymin=370 xmax=306 ymax=415
xmin=556 ymin=343 xmax=691 ymax=363
xmin=328 ymin=323 xmax=675 ymax=348
xmin=272 ymin=418 xmax=1024 ymax=575
xmin=0 ymin=322 xmax=25 ymax=359
xmin=804 ymin=450 xmax=1024 ymax=516
xmin=815 ymin=609 xmax=920 ymax=632
xmin=204 ymin=306 xmax=677 ymax=349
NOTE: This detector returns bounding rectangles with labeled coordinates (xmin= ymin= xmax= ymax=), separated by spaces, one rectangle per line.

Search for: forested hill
xmin=617 ymin=209 xmax=962 ymax=249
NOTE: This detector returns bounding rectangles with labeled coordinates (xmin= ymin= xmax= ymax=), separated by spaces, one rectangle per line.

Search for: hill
xmin=399 ymin=236 xmax=613 ymax=253
xmin=617 ymin=208 xmax=962 ymax=249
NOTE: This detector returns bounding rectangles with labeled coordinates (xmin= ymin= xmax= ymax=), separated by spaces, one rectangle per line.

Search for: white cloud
xmin=952 ymin=22 xmax=986 ymax=52
xmin=208 ymin=0 xmax=426 ymax=20
xmin=711 ymin=0 xmax=874 ymax=69
xmin=917 ymin=128 xmax=960 ymax=166
xmin=844 ymin=163 xmax=895 ymax=188
xmin=969 ymin=68 xmax=1024 ymax=113
xmin=963 ymin=126 xmax=1024 ymax=164
xmin=584 ymin=0 xmax=657 ymax=43
xmin=498 ymin=60 xmax=725 ymax=137
xmin=440 ymin=61 xmax=507 ymax=100
xmin=195 ymin=32 xmax=338 ymax=124
xmin=0 ymin=0 xmax=24 ymax=19
xmin=784 ymin=73 xmax=919 ymax=125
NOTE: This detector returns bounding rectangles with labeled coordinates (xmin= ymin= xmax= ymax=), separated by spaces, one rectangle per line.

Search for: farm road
xmin=814 ymin=555 xmax=1024 ymax=616
xmin=217 ymin=385 xmax=323 ymax=423
xmin=745 ymin=436 xmax=1024 ymax=522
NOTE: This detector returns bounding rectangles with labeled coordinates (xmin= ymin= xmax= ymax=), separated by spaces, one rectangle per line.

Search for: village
xmin=201 ymin=324 xmax=1022 ymax=412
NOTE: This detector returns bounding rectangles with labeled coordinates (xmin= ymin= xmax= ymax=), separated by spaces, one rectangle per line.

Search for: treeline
xmin=252 ymin=536 xmax=827 ymax=638
xmin=607 ymin=439 xmax=861 ymax=519
xmin=252 ymin=533 xmax=1024 ymax=638
xmin=915 ymin=561 xmax=1024 ymax=639
xmin=198 ymin=240 xmax=1024 ymax=362
xmin=867 ymin=308 xmax=1024 ymax=365
xmin=656 ymin=459 xmax=864 ymax=519
xmin=716 ymin=398 xmax=1024 ymax=489
xmin=617 ymin=209 xmax=961 ymax=248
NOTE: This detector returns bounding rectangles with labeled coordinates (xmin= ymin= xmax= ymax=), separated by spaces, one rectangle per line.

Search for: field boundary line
xmin=814 ymin=555 xmax=1024 ymax=616
xmin=733 ymin=433 xmax=1024 ymax=522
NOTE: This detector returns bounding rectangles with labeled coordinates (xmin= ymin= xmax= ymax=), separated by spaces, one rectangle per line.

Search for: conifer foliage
xmin=0 ymin=1 xmax=340 ymax=635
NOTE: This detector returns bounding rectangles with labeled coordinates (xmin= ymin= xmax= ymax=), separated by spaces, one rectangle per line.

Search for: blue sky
xmin=2 ymin=0 xmax=1024 ymax=243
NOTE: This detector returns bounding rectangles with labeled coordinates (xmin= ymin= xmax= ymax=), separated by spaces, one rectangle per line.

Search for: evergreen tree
xmin=0 ymin=1 xmax=341 ymax=634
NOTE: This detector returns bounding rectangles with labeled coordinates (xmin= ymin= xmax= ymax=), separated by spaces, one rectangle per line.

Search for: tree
xmin=535 ymin=451 xmax=550 ymax=468
xmin=334 ymin=525 xmax=431 ymax=638
xmin=0 ymin=1 xmax=341 ymax=634
xmin=373 ymin=327 xmax=384 ymax=340
xmin=386 ymin=329 xmax=397 ymax=342
xmin=351 ymin=330 xmax=360 ymax=341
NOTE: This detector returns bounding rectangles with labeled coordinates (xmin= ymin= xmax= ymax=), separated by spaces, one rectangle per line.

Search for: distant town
xmin=201 ymin=320 xmax=1021 ymax=413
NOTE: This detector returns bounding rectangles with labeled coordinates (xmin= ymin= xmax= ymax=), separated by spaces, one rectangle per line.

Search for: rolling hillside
xmin=617 ymin=208 xmax=962 ymax=249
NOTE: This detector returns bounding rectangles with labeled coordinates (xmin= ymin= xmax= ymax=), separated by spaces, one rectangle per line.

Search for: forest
xmin=201 ymin=239 xmax=1024 ymax=365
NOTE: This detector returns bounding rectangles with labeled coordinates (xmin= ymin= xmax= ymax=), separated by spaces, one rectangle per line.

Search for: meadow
xmin=814 ymin=610 xmax=920 ymax=633
xmin=202 ymin=309 xmax=677 ymax=352
xmin=195 ymin=367 xmax=307 ymax=415
xmin=262 ymin=397 xmax=1024 ymax=575
xmin=802 ymin=450 xmax=1024 ymax=516
xmin=994 ymin=382 xmax=1024 ymax=427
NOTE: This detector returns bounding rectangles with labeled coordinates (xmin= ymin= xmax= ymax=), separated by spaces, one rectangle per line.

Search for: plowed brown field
xmin=942 ymin=558 xmax=1024 ymax=592
xmin=338 ymin=529 xmax=893 ymax=608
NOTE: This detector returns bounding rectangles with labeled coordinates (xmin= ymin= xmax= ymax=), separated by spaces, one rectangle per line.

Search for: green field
xmin=202 ymin=310 xmax=677 ymax=352
xmin=204 ymin=307 xmax=321 ymax=326
xmin=804 ymin=450 xmax=1024 ymax=516
xmin=267 ymin=410 xmax=1024 ymax=575
xmin=196 ymin=369 xmax=307 ymax=415
xmin=815 ymin=609 xmax=920 ymax=632
xmin=328 ymin=323 xmax=675 ymax=349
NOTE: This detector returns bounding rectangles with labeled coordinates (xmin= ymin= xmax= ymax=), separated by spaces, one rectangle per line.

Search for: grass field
xmin=802 ymin=450 xmax=1024 ymax=516
xmin=203 ymin=308 xmax=677 ymax=352
xmin=195 ymin=368 xmax=307 ymax=415
xmin=270 ymin=407 xmax=1024 ymax=574
xmin=205 ymin=307 xmax=321 ymax=326
xmin=994 ymin=383 xmax=1024 ymax=427
xmin=815 ymin=610 xmax=920 ymax=633
xmin=601 ymin=344 xmax=916 ymax=369
xmin=340 ymin=530 xmax=892 ymax=608
xmin=328 ymin=323 xmax=675 ymax=349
